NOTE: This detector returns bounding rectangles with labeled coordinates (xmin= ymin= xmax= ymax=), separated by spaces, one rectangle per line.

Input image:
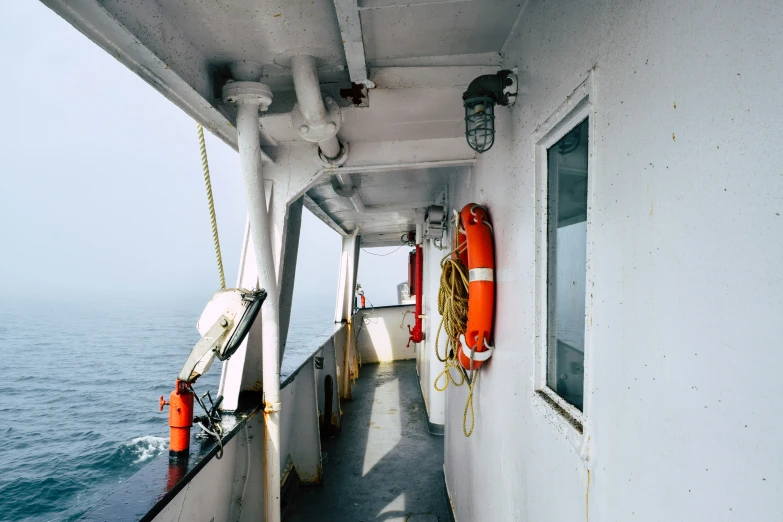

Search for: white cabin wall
xmin=446 ymin=103 xmax=545 ymax=522
xmin=444 ymin=1 xmax=783 ymax=521
xmin=418 ymin=237 xmax=447 ymax=428
xmin=354 ymin=305 xmax=416 ymax=363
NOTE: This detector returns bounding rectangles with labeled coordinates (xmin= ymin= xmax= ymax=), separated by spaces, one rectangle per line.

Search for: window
xmin=546 ymin=118 xmax=589 ymax=411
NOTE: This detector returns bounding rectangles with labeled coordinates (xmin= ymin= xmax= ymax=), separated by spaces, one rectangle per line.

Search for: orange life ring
xmin=457 ymin=203 xmax=495 ymax=370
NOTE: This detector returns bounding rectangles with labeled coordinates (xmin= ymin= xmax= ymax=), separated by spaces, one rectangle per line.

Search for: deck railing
xmin=278 ymin=323 xmax=347 ymax=486
xmin=78 ymin=305 xmax=416 ymax=522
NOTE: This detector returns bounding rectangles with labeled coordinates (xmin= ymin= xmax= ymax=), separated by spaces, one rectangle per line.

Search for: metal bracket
xmin=177 ymin=315 xmax=232 ymax=383
xmin=223 ymin=80 xmax=273 ymax=109
xmin=426 ymin=205 xmax=445 ymax=241
xmin=264 ymin=401 xmax=282 ymax=413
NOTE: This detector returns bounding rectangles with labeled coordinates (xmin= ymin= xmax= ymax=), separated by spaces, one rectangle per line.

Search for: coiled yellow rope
xmin=197 ymin=123 xmax=226 ymax=290
xmin=434 ymin=248 xmax=468 ymax=389
xmin=433 ymin=214 xmax=480 ymax=437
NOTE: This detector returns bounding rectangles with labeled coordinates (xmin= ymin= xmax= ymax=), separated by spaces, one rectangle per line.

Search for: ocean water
xmin=0 ymin=298 xmax=335 ymax=522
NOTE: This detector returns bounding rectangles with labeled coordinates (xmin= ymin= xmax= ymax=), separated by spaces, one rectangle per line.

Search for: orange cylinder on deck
xmin=167 ymin=381 xmax=194 ymax=457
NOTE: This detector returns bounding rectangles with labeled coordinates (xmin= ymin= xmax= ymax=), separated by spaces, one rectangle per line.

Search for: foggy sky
xmin=0 ymin=2 xmax=408 ymax=311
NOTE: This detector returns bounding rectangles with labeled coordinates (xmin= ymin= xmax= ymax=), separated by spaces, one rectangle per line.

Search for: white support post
xmin=334 ymin=234 xmax=360 ymax=399
xmin=223 ymin=68 xmax=281 ymax=522
xmin=334 ymin=234 xmax=361 ymax=324
xmin=278 ymin=197 xmax=303 ymax=357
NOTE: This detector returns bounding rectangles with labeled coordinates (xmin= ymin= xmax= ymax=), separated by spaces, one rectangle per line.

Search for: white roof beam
xmin=332 ymin=0 xmax=372 ymax=87
xmin=363 ymin=201 xmax=436 ymax=213
xmin=361 ymin=238 xmax=411 ymax=248
xmin=368 ymin=52 xmax=502 ymax=68
xmin=304 ymin=194 xmax=351 ymax=236
xmin=369 ymin=66 xmax=499 ymax=90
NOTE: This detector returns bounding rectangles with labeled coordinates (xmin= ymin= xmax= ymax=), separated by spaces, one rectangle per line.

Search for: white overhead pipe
xmin=291 ymin=55 xmax=342 ymax=160
xmin=290 ymin=56 xmax=363 ymax=210
xmin=223 ymin=69 xmax=281 ymax=522
xmin=330 ymin=172 xmax=366 ymax=212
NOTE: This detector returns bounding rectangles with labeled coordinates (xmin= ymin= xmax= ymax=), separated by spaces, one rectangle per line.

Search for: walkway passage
xmin=284 ymin=360 xmax=451 ymax=522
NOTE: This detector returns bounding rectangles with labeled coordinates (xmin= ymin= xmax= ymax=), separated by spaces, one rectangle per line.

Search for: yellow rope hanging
xmin=462 ymin=368 xmax=479 ymax=437
xmin=432 ymin=212 xmax=480 ymax=437
xmin=433 ymin=247 xmax=468 ymax=390
xmin=197 ymin=123 xmax=226 ymax=290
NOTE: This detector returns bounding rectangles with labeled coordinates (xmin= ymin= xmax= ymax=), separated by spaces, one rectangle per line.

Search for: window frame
xmin=532 ymin=73 xmax=596 ymax=449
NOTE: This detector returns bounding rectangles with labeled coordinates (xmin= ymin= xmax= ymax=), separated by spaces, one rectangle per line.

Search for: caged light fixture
xmin=462 ymin=70 xmax=518 ymax=153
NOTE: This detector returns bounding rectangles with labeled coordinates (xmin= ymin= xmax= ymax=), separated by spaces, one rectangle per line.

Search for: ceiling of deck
xmin=44 ymin=0 xmax=521 ymax=241
xmin=307 ymin=165 xmax=467 ymax=246
xmin=95 ymin=0 xmax=522 ymax=91
xmin=153 ymin=0 xmax=351 ymax=90
xmin=360 ymin=0 xmax=523 ymax=65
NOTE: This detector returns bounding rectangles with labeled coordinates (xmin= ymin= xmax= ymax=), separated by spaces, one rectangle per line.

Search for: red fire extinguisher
xmin=356 ymin=283 xmax=366 ymax=308
xmin=407 ymin=230 xmax=424 ymax=346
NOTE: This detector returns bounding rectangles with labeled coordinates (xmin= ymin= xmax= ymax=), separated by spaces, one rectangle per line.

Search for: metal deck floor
xmin=284 ymin=360 xmax=450 ymax=522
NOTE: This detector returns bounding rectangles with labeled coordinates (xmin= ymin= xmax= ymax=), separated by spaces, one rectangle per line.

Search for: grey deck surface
xmin=284 ymin=360 xmax=450 ymax=522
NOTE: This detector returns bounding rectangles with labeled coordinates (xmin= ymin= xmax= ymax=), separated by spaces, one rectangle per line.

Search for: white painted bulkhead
xmin=418 ymin=237 xmax=448 ymax=428
xmin=355 ymin=305 xmax=416 ymax=364
xmin=443 ymin=1 xmax=783 ymax=521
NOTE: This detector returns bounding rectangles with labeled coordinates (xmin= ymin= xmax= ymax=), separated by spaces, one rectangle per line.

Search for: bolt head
xmin=220 ymin=318 xmax=229 ymax=327
xmin=327 ymin=122 xmax=337 ymax=132
xmin=299 ymin=125 xmax=310 ymax=134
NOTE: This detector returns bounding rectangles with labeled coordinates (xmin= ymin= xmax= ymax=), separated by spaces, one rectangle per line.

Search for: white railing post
xmin=334 ymin=234 xmax=360 ymax=398
xmin=223 ymin=63 xmax=281 ymax=522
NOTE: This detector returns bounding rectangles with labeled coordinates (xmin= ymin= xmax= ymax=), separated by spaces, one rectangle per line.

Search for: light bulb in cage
xmin=464 ymin=96 xmax=496 ymax=153
xmin=462 ymin=70 xmax=518 ymax=154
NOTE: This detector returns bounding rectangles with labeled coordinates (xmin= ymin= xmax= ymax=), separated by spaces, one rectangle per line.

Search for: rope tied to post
xmin=197 ymin=123 xmax=226 ymax=290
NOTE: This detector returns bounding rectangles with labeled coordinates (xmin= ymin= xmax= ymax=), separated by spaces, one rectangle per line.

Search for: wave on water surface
xmin=124 ymin=436 xmax=168 ymax=465
xmin=0 ymin=299 xmax=335 ymax=522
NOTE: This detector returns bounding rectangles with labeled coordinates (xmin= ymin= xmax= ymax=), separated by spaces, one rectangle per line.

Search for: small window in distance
xmin=546 ymin=118 xmax=589 ymax=411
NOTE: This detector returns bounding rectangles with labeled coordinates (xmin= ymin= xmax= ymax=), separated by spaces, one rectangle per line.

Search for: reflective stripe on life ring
xmin=468 ymin=268 xmax=494 ymax=282
xmin=457 ymin=203 xmax=495 ymax=371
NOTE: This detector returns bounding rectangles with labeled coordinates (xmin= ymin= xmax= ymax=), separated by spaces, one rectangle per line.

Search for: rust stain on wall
xmin=586 ymin=468 xmax=591 ymax=522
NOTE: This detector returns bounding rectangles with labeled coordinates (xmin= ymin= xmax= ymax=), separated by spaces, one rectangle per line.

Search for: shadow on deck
xmin=284 ymin=360 xmax=451 ymax=522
